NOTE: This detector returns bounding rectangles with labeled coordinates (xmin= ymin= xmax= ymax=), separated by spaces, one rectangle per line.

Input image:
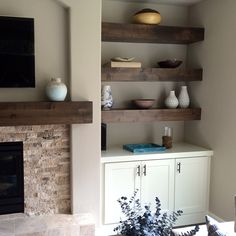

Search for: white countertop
xmin=101 ymin=142 xmax=213 ymax=163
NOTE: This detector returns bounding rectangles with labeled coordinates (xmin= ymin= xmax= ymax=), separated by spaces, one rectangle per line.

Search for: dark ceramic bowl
xmin=133 ymin=99 xmax=155 ymax=109
xmin=158 ymin=60 xmax=182 ymax=68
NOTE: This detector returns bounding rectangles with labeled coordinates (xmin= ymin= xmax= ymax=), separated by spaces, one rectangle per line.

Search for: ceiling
xmin=109 ymin=0 xmax=204 ymax=6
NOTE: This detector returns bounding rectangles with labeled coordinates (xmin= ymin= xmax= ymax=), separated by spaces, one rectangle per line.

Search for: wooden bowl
xmin=133 ymin=99 xmax=155 ymax=109
xmin=133 ymin=9 xmax=161 ymax=25
xmin=158 ymin=60 xmax=182 ymax=68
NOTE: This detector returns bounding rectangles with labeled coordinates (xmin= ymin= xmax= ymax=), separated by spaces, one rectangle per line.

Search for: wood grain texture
xmin=102 ymin=108 xmax=201 ymax=123
xmin=0 ymin=101 xmax=93 ymax=126
xmin=101 ymin=67 xmax=202 ymax=82
xmin=102 ymin=22 xmax=204 ymax=44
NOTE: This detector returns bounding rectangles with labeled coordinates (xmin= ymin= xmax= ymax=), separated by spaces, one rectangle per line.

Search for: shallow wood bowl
xmin=133 ymin=99 xmax=155 ymax=109
xmin=133 ymin=8 xmax=161 ymax=25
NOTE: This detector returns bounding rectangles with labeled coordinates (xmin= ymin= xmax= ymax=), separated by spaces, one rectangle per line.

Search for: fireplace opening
xmin=0 ymin=142 xmax=24 ymax=214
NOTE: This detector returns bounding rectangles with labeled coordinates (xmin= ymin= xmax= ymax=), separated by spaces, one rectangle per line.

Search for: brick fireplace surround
xmin=0 ymin=125 xmax=95 ymax=236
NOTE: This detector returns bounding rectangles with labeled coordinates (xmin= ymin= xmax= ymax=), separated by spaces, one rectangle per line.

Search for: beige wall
xmin=102 ymin=0 xmax=189 ymax=146
xmin=0 ymin=0 xmax=101 ymax=225
xmin=186 ymin=0 xmax=236 ymax=220
xmin=0 ymin=0 xmax=69 ymax=101
xmin=57 ymin=0 xmax=101 ymax=225
xmin=102 ymin=0 xmax=189 ymax=25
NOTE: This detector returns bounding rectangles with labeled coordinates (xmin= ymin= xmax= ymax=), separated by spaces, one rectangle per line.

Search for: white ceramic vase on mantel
xmin=46 ymin=78 xmax=67 ymax=101
xmin=165 ymin=90 xmax=178 ymax=109
xmin=178 ymin=86 xmax=190 ymax=108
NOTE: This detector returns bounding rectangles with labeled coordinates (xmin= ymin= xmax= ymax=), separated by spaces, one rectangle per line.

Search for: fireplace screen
xmin=0 ymin=142 xmax=24 ymax=214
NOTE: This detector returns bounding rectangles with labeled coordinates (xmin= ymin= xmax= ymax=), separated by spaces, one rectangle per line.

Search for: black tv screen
xmin=0 ymin=16 xmax=35 ymax=87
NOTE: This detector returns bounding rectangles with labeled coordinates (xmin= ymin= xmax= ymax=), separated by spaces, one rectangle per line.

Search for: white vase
xmin=46 ymin=78 xmax=67 ymax=101
xmin=101 ymin=85 xmax=113 ymax=110
xmin=178 ymin=86 xmax=190 ymax=108
xmin=165 ymin=90 xmax=178 ymax=109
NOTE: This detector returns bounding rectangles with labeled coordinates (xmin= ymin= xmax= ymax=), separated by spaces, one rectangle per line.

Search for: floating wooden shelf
xmin=0 ymin=101 xmax=93 ymax=126
xmin=102 ymin=108 xmax=201 ymax=123
xmin=102 ymin=67 xmax=202 ymax=82
xmin=102 ymin=22 xmax=204 ymax=44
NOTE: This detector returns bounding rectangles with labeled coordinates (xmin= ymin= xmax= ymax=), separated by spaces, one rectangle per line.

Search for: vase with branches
xmin=114 ymin=190 xmax=199 ymax=236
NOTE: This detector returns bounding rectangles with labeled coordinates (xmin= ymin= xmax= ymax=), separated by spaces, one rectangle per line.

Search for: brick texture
xmin=0 ymin=125 xmax=71 ymax=215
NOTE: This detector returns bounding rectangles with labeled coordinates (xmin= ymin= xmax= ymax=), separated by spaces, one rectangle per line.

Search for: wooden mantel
xmin=0 ymin=101 xmax=93 ymax=126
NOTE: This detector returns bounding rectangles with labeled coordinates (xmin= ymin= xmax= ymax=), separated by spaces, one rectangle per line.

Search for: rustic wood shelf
xmin=102 ymin=67 xmax=202 ymax=82
xmin=102 ymin=22 xmax=204 ymax=44
xmin=102 ymin=108 xmax=201 ymax=123
xmin=0 ymin=101 xmax=93 ymax=126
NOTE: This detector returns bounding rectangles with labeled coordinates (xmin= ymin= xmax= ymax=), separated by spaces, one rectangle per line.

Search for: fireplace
xmin=0 ymin=141 xmax=24 ymax=214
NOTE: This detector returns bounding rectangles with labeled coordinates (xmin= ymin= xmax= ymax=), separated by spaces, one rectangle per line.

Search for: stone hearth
xmin=0 ymin=125 xmax=71 ymax=215
xmin=0 ymin=213 xmax=95 ymax=236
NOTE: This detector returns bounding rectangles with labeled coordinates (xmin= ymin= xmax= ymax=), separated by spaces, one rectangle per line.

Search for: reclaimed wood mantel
xmin=0 ymin=101 xmax=93 ymax=126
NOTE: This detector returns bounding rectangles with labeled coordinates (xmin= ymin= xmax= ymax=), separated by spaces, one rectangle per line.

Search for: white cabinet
xmin=140 ymin=160 xmax=174 ymax=213
xmin=104 ymin=159 xmax=174 ymax=224
xmin=174 ymin=157 xmax=210 ymax=225
xmin=102 ymin=145 xmax=212 ymax=226
xmin=104 ymin=161 xmax=140 ymax=224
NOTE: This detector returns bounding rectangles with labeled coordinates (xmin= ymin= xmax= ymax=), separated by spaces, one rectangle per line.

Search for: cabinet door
xmin=141 ymin=159 xmax=175 ymax=212
xmin=104 ymin=161 xmax=141 ymax=224
xmin=175 ymin=157 xmax=209 ymax=215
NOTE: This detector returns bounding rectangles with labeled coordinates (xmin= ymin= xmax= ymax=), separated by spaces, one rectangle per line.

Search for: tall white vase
xmin=101 ymin=85 xmax=113 ymax=110
xmin=165 ymin=90 xmax=178 ymax=109
xmin=178 ymin=86 xmax=190 ymax=108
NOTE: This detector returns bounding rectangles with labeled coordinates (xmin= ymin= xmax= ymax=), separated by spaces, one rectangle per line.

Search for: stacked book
xmin=104 ymin=57 xmax=142 ymax=68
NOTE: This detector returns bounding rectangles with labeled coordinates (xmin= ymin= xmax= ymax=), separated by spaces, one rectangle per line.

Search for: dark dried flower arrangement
xmin=114 ymin=190 xmax=199 ymax=236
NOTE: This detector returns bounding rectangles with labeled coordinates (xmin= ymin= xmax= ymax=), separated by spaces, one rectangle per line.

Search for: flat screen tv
xmin=0 ymin=16 xmax=35 ymax=87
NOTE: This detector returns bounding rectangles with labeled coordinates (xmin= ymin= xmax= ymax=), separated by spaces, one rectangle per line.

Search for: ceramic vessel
xmin=165 ymin=90 xmax=178 ymax=109
xmin=46 ymin=78 xmax=67 ymax=101
xmin=101 ymin=85 xmax=113 ymax=110
xmin=158 ymin=59 xmax=182 ymax=68
xmin=132 ymin=99 xmax=155 ymax=109
xmin=133 ymin=8 xmax=161 ymax=25
xmin=178 ymin=86 xmax=190 ymax=108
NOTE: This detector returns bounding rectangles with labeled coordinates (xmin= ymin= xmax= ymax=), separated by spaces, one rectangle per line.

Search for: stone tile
xmin=0 ymin=233 xmax=15 ymax=236
xmin=0 ymin=125 xmax=71 ymax=215
xmin=0 ymin=215 xmax=10 ymax=221
xmin=43 ymin=215 xmax=74 ymax=229
xmin=8 ymin=213 xmax=26 ymax=220
xmin=14 ymin=217 xmax=47 ymax=234
xmin=80 ymin=225 xmax=95 ymax=236
xmin=46 ymin=228 xmax=65 ymax=236
xmin=16 ymin=232 xmax=47 ymax=236
xmin=64 ymin=225 xmax=80 ymax=236
xmin=16 ymin=229 xmax=65 ymax=236
xmin=0 ymin=219 xmax=14 ymax=234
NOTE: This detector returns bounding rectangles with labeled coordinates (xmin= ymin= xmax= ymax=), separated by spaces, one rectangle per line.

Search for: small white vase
xmin=165 ymin=90 xmax=178 ymax=109
xmin=46 ymin=78 xmax=67 ymax=101
xmin=101 ymin=85 xmax=113 ymax=110
xmin=178 ymin=86 xmax=190 ymax=108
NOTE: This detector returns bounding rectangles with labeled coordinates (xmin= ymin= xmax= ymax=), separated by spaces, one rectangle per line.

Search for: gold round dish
xmin=133 ymin=9 xmax=161 ymax=25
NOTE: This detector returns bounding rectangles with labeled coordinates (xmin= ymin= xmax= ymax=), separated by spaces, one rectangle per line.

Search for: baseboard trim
xmin=208 ymin=212 xmax=224 ymax=222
